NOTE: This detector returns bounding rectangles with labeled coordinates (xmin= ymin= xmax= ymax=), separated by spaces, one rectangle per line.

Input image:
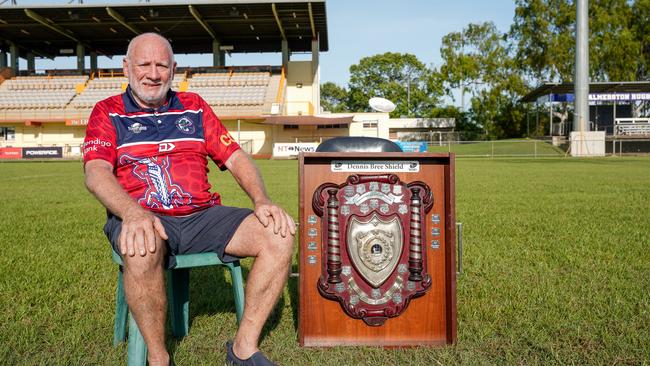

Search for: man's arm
xmin=224 ymin=149 xmax=296 ymax=237
xmin=85 ymin=159 xmax=167 ymax=256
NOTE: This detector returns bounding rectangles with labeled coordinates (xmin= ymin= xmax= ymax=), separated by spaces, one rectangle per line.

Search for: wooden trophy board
xmin=298 ymin=152 xmax=457 ymax=347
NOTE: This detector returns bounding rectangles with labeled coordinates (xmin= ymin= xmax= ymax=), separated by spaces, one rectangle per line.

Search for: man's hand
xmin=119 ymin=208 xmax=169 ymax=257
xmin=253 ymin=200 xmax=296 ymax=238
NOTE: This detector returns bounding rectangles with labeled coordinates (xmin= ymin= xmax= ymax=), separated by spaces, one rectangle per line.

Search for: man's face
xmin=123 ymin=36 xmax=176 ymax=109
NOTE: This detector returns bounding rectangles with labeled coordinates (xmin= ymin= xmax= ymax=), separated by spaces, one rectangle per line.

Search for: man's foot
xmin=225 ymin=341 xmax=277 ymax=366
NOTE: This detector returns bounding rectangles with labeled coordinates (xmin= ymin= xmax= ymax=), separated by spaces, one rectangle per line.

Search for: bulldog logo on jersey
xmin=312 ymin=174 xmax=433 ymax=326
xmin=175 ymin=117 xmax=195 ymax=134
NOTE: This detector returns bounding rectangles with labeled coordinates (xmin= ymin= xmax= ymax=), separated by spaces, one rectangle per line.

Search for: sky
xmin=11 ymin=0 xmax=517 ymax=89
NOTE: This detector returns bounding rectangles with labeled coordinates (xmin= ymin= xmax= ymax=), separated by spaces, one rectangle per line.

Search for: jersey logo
xmin=159 ymin=142 xmax=176 ymax=152
xmin=128 ymin=122 xmax=147 ymax=134
xmin=220 ymin=133 xmax=235 ymax=146
xmin=119 ymin=154 xmax=192 ymax=210
xmin=175 ymin=117 xmax=195 ymax=134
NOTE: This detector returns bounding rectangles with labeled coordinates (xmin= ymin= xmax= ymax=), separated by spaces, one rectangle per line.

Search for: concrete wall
xmin=285 ymin=61 xmax=315 ymax=116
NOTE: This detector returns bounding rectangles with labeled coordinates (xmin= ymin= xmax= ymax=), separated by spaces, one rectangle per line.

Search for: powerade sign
xmin=22 ymin=147 xmax=63 ymax=159
xmin=393 ymin=141 xmax=427 ymax=152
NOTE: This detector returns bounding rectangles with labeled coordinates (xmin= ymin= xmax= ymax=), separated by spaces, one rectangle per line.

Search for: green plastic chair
xmin=111 ymin=249 xmax=245 ymax=366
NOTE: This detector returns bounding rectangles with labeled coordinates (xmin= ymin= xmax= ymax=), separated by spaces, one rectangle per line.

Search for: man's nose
xmin=148 ymin=65 xmax=161 ymax=80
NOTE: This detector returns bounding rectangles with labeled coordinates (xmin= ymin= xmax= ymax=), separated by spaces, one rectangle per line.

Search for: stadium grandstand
xmin=520 ymin=82 xmax=650 ymax=153
xmin=0 ymin=0 xmax=429 ymax=159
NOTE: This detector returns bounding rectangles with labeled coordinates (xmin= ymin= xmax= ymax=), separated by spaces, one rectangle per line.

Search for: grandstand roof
xmin=0 ymin=0 xmax=328 ymax=58
xmin=520 ymin=81 xmax=650 ymax=103
xmin=263 ymin=114 xmax=353 ymax=125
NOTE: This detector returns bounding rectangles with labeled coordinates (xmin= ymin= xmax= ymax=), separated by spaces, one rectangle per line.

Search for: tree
xmin=631 ymin=0 xmax=650 ymax=79
xmin=439 ymin=22 xmax=528 ymax=139
xmin=347 ymin=52 xmax=442 ymax=118
xmin=320 ymin=82 xmax=349 ymax=113
xmin=510 ymin=0 xmax=642 ymax=82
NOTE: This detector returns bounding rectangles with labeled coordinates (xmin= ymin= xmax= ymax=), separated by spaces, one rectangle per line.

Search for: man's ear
xmin=122 ymin=57 xmax=129 ymax=77
xmin=172 ymin=61 xmax=177 ymax=78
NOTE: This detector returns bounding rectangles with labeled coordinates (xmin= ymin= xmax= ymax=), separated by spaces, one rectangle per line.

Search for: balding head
xmin=123 ymin=32 xmax=177 ymax=109
xmin=126 ymin=33 xmax=174 ymax=64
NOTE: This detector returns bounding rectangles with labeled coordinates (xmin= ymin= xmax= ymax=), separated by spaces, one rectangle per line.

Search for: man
xmin=83 ymin=32 xmax=294 ymax=366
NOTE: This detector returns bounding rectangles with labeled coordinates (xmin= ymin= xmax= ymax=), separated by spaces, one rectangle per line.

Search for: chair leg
xmin=168 ymin=268 xmax=190 ymax=339
xmin=227 ymin=261 xmax=246 ymax=325
xmin=127 ymin=312 xmax=147 ymax=366
xmin=113 ymin=267 xmax=128 ymax=346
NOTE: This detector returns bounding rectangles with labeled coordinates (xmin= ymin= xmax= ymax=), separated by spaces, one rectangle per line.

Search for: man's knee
xmin=261 ymin=226 xmax=294 ymax=264
xmin=123 ymin=247 xmax=165 ymax=277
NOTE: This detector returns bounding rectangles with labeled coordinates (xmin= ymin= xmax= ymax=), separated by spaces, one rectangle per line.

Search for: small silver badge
xmin=393 ymin=185 xmax=402 ymax=195
xmin=431 ymin=240 xmax=440 ymax=249
xmin=392 ymin=292 xmax=403 ymax=304
xmin=398 ymin=204 xmax=408 ymax=215
xmin=308 ymin=215 xmax=317 ymax=225
xmin=431 ymin=228 xmax=440 ymax=236
xmin=307 ymin=242 xmax=317 ymax=251
xmin=359 ymin=204 xmax=370 ymax=214
xmin=350 ymin=295 xmax=359 ymax=305
xmin=356 ymin=184 xmax=366 ymax=194
xmin=307 ymin=255 xmax=317 ymax=265
xmin=381 ymin=184 xmax=390 ymax=194
xmin=369 ymin=182 xmax=379 ymax=191
xmin=308 ymin=228 xmax=318 ymax=237
xmin=335 ymin=283 xmax=346 ymax=293
xmin=380 ymin=204 xmax=389 ymax=214
xmin=431 ymin=214 xmax=440 ymax=224
xmin=340 ymin=205 xmax=350 ymax=216
xmin=371 ymin=289 xmax=381 ymax=299
xmin=342 ymin=265 xmax=352 ymax=276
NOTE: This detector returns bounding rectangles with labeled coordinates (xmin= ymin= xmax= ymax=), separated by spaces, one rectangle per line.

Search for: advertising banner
xmin=22 ymin=147 xmax=63 ymax=159
xmin=0 ymin=147 xmax=22 ymax=159
xmin=394 ymin=141 xmax=427 ymax=152
xmin=272 ymin=142 xmax=318 ymax=158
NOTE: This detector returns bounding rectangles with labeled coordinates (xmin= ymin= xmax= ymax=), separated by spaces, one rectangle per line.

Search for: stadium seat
xmin=316 ymin=136 xmax=403 ymax=153
xmin=111 ymin=249 xmax=245 ymax=366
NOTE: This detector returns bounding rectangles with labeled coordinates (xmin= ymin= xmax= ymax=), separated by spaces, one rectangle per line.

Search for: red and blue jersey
xmin=83 ymin=87 xmax=240 ymax=216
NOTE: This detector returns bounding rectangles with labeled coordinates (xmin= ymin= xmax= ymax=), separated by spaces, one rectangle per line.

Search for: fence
xmin=425 ymin=138 xmax=650 ymax=157
xmin=426 ymin=139 xmax=562 ymax=157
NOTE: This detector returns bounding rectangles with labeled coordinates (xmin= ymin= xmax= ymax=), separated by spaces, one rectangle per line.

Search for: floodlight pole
xmin=574 ymin=0 xmax=589 ymax=133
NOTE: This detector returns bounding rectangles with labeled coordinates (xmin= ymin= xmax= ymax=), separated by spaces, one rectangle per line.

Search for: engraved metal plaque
xmin=431 ymin=214 xmax=440 ymax=224
xmin=308 ymin=215 xmax=318 ymax=225
xmin=431 ymin=228 xmax=440 ymax=236
xmin=307 ymin=242 xmax=317 ymax=251
xmin=307 ymin=255 xmax=317 ymax=265
xmin=308 ymin=228 xmax=318 ymax=237
xmin=347 ymin=214 xmax=403 ymax=288
xmin=431 ymin=240 xmax=440 ymax=249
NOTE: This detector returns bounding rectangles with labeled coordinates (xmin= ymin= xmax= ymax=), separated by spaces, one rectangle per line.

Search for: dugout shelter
xmin=520 ymin=82 xmax=650 ymax=138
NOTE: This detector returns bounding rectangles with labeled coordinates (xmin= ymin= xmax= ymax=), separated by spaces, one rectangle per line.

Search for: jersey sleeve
xmin=202 ymin=98 xmax=241 ymax=170
xmin=83 ymin=102 xmax=118 ymax=167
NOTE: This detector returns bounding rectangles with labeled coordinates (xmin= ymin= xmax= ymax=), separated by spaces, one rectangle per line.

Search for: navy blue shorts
xmin=104 ymin=205 xmax=253 ymax=269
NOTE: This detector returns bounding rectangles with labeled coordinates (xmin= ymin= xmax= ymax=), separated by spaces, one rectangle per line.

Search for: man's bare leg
xmin=224 ymin=214 xmax=294 ymax=359
xmin=122 ymin=237 xmax=170 ymax=366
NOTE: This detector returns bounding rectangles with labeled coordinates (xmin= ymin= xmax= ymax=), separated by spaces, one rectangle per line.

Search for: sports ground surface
xmin=1 ymin=155 xmax=648 ymax=365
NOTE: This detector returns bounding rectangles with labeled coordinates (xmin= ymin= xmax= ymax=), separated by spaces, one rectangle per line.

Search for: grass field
xmin=1 ymin=157 xmax=649 ymax=365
